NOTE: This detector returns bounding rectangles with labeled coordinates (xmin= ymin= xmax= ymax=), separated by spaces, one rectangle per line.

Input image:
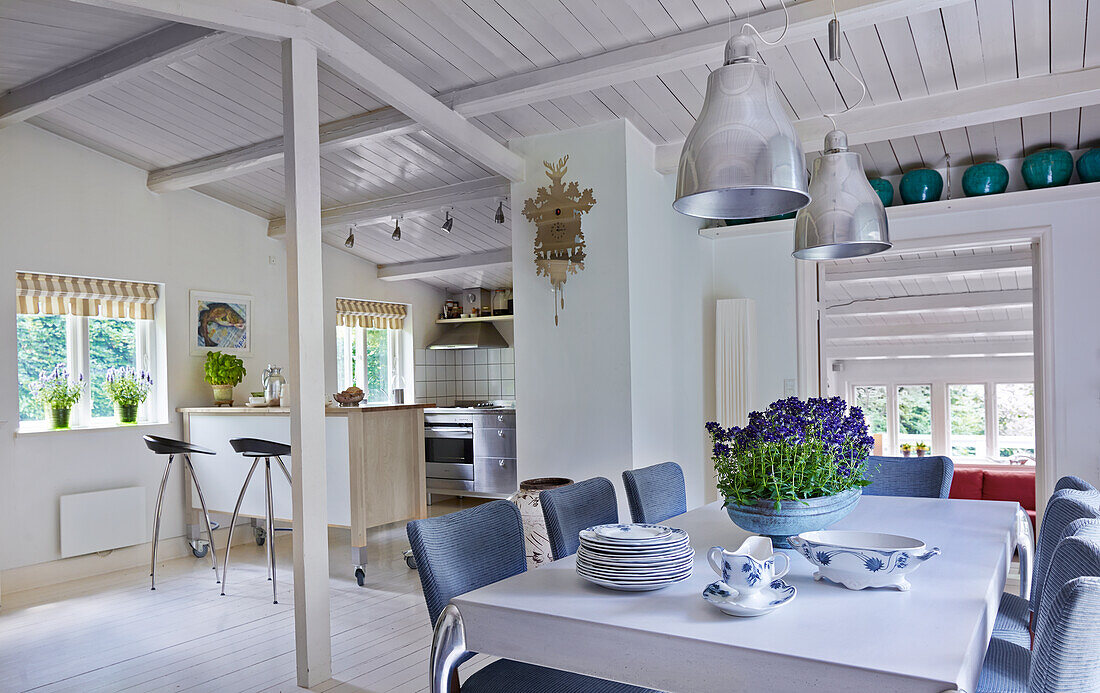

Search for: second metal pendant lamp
xmin=674 ymin=1 xmax=809 ymax=220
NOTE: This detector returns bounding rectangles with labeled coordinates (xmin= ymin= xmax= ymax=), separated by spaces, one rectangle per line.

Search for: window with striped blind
xmin=335 ymin=299 xmax=407 ymax=403
xmin=16 ymin=272 xmax=161 ymax=431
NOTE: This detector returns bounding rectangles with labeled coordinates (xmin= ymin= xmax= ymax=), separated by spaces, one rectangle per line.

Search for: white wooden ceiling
xmin=2 ymin=0 xmax=1098 ymax=291
xmin=820 ymin=242 xmax=1034 ymax=361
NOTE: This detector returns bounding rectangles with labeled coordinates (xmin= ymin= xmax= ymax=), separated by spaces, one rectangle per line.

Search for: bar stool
xmin=142 ymin=435 xmax=219 ymax=590
xmin=222 ymin=437 xmax=292 ymax=604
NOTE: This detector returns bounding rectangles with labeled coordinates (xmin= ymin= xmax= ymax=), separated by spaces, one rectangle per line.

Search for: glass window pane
xmin=363 ymin=328 xmax=390 ymax=403
xmin=852 ymin=385 xmax=887 ymax=437
xmin=897 ymin=384 xmax=932 ymax=454
xmin=17 ymin=315 xmax=69 ymax=422
xmin=949 ymin=384 xmax=986 ymax=459
xmin=88 ymin=318 xmax=137 ymax=418
xmin=336 ymin=326 xmax=348 ymax=391
xmin=996 ymin=383 xmax=1035 ymax=464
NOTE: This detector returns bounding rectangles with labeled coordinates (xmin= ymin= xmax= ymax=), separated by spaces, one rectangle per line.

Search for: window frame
xmin=335 ymin=324 xmax=403 ymax=402
xmin=18 ymin=313 xmax=159 ymax=432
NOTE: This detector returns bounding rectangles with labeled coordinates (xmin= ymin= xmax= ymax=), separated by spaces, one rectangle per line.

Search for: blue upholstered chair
xmin=406 ymin=501 xmax=657 ymax=693
xmin=977 ymin=527 xmax=1100 ymax=692
xmin=862 ymin=455 xmax=953 ymax=499
xmin=540 ymin=477 xmax=618 ymax=561
xmin=992 ymin=490 xmax=1100 ymax=647
xmin=623 ymin=462 xmax=687 ymax=524
xmin=1055 ymin=475 xmax=1097 ymax=494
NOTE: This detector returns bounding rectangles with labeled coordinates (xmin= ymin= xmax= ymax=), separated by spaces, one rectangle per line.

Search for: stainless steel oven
xmin=425 ymin=413 xmax=475 ymax=492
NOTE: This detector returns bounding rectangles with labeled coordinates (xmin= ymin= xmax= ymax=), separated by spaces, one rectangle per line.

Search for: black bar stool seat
xmin=222 ymin=437 xmax=292 ymax=603
xmin=142 ymin=435 xmax=219 ymax=590
xmin=230 ymin=438 xmax=291 ymax=458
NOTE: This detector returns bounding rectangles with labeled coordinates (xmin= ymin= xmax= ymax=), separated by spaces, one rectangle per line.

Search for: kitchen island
xmin=178 ymin=403 xmax=431 ymax=583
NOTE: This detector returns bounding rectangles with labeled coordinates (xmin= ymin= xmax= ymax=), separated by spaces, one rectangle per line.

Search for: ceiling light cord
xmin=821 ymin=12 xmax=867 ymax=132
xmin=739 ymin=0 xmax=790 ymax=47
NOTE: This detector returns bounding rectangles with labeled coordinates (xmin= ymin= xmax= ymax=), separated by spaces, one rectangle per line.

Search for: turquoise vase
xmin=868 ymin=178 xmax=893 ymax=207
xmin=1021 ymin=148 xmax=1073 ymax=189
xmin=899 ymin=168 xmax=943 ymax=204
xmin=961 ymin=161 xmax=1009 ymax=197
xmin=1077 ymin=148 xmax=1100 ymax=184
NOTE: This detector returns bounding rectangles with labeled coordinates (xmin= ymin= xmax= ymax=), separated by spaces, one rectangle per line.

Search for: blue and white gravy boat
xmin=703 ymin=579 xmax=797 ymax=617
xmin=707 ymin=536 xmax=790 ymax=606
xmin=788 ymin=530 xmax=940 ymax=591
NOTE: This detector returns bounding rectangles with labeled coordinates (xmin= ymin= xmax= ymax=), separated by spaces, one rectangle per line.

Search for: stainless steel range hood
xmin=428 ymin=321 xmax=509 ymax=350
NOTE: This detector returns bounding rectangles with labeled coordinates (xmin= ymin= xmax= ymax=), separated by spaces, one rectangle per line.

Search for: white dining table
xmin=432 ymin=495 xmax=1024 ymax=693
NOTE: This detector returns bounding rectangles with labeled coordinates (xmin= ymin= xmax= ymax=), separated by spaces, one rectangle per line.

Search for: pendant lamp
xmin=793 ymin=130 xmax=890 ymax=259
xmin=674 ymin=33 xmax=809 ymax=219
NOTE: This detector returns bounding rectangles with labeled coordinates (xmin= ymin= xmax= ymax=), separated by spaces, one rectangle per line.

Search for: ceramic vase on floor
xmin=510 ymin=477 xmax=573 ymax=568
xmin=1021 ymin=148 xmax=1073 ymax=189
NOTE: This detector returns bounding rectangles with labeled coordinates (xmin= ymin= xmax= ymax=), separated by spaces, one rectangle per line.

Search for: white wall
xmin=0 ymin=124 xmax=442 ymax=572
xmin=705 ymin=194 xmax=1100 ymax=490
xmin=510 ymin=120 xmax=710 ymax=512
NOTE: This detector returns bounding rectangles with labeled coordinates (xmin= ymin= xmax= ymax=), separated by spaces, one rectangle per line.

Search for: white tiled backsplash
xmin=414 ymin=348 xmax=515 ymax=407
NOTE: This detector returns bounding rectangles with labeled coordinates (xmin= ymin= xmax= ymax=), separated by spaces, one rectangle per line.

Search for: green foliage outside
xmin=898 ymin=385 xmax=932 ymax=434
xmin=852 ymin=386 xmax=887 ymax=434
xmin=338 ymin=327 xmax=390 ymax=403
xmin=949 ymin=384 xmax=986 ymax=435
xmin=17 ymin=315 xmax=67 ymax=421
xmin=89 ymin=318 xmax=136 ymax=417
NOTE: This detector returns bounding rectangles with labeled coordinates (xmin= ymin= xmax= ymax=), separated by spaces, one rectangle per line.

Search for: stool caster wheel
xmin=403 ymin=550 xmax=417 ymax=570
xmin=354 ymin=567 xmax=366 ymax=587
xmin=254 ymin=526 xmax=266 ymax=546
xmin=190 ymin=541 xmax=209 ymax=559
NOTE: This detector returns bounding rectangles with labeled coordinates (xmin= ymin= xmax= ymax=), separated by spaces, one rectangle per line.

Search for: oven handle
xmin=425 ymin=427 xmax=474 ymax=439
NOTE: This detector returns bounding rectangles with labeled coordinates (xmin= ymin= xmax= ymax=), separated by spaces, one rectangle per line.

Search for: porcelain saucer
xmin=702 ymin=579 xmax=797 ymax=617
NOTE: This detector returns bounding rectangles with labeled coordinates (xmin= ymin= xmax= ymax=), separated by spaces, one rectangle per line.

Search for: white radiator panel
xmin=60 ymin=487 xmax=147 ymax=558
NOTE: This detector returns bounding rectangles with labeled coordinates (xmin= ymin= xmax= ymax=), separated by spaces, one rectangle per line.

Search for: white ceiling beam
xmin=67 ymin=0 xmax=524 ymax=181
xmin=831 ymin=340 xmax=1033 ymax=360
xmin=825 ymin=289 xmax=1033 ymax=317
xmin=0 ymin=24 xmax=230 ymax=127
xmin=824 ymin=318 xmax=1033 ymax=341
xmin=657 ymin=66 xmax=1100 ymax=173
xmin=377 ymin=248 xmax=512 ymax=282
xmin=268 ymin=177 xmax=510 ymax=237
xmin=143 ymin=0 xmax=961 ymax=191
xmin=821 ymin=250 xmax=1032 ymax=284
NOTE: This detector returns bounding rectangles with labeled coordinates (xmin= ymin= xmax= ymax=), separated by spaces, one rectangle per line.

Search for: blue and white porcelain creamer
xmin=707 ymin=536 xmax=790 ymax=604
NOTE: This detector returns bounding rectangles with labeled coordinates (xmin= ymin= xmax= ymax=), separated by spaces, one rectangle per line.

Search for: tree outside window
xmin=897 ymin=385 xmax=932 ymax=453
xmin=949 ymin=384 xmax=986 ymax=458
xmin=996 ymin=383 xmax=1035 ymax=461
xmin=17 ymin=315 xmax=67 ymax=422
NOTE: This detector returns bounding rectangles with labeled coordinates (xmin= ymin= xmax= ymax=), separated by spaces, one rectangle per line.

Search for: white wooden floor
xmin=0 ymin=499 xmax=492 ymax=693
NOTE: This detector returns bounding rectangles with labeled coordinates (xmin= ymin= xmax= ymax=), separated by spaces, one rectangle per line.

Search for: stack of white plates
xmin=576 ymin=523 xmax=693 ymax=591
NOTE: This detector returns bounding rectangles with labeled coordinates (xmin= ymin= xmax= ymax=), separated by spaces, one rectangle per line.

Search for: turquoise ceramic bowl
xmin=1077 ymin=148 xmax=1100 ymax=184
xmin=1021 ymin=148 xmax=1074 ymax=189
xmin=868 ymin=178 xmax=893 ymax=207
xmin=724 ymin=488 xmax=862 ymax=549
xmin=899 ymin=168 xmax=943 ymax=204
xmin=962 ymin=161 xmax=1009 ymax=197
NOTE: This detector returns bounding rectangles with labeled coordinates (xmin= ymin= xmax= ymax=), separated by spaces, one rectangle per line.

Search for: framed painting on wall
xmin=189 ymin=290 xmax=252 ymax=356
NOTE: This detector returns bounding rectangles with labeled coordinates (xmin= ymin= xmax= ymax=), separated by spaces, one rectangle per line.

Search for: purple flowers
xmin=104 ymin=367 xmax=153 ymax=407
xmin=31 ymin=364 xmax=86 ymax=408
xmin=707 ymin=396 xmax=874 ymax=506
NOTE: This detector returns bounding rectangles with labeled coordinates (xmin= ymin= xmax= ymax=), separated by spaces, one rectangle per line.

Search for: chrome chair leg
xmin=274 ymin=455 xmax=292 ymax=486
xmin=150 ymin=455 xmax=174 ymax=590
xmin=1016 ymin=505 xmax=1035 ymax=600
xmin=265 ymin=458 xmax=278 ymax=604
xmin=184 ymin=454 xmax=219 ymax=583
xmin=221 ymin=459 xmax=260 ymax=596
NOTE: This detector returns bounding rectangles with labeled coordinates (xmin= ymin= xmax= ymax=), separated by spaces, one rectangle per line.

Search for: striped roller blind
xmin=16 ymin=272 xmax=160 ymax=320
xmin=336 ymin=298 xmax=407 ymax=329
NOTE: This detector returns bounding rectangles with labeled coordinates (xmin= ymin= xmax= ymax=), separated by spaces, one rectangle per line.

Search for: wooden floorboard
xmin=0 ymin=499 xmax=490 ymax=692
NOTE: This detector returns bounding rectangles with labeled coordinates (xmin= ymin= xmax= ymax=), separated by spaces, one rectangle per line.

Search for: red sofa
xmin=950 ymin=465 xmax=1036 ymax=528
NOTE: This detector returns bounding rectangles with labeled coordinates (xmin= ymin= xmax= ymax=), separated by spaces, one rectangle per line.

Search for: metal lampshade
xmin=674 ymin=34 xmax=809 ymax=219
xmin=793 ymin=130 xmax=890 ymax=260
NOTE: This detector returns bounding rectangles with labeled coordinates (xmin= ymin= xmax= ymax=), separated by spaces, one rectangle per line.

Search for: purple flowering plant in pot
xmin=105 ymin=367 xmax=153 ymax=424
xmin=706 ymin=397 xmax=874 ymax=547
xmin=31 ymin=363 xmax=86 ymax=429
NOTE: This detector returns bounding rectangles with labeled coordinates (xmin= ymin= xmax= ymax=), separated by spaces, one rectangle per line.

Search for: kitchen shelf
xmin=436 ymin=314 xmax=514 ymax=324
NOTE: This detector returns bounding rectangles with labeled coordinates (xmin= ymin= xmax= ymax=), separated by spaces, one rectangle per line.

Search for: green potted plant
xmin=900 ymin=443 xmax=912 ymax=457
xmin=706 ymin=396 xmax=873 ymax=547
xmin=915 ymin=441 xmax=929 ymax=457
xmin=203 ymin=351 xmax=246 ymax=405
xmin=105 ymin=367 xmax=153 ymax=424
xmin=31 ymin=364 xmax=85 ymax=429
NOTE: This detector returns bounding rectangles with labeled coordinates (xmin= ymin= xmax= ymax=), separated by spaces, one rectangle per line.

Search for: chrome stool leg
xmin=265 ymin=457 xmax=278 ymax=603
xmin=183 ymin=454 xmax=219 ymax=583
xmin=150 ymin=454 xmax=174 ymax=590
xmin=221 ymin=459 xmax=260 ymax=596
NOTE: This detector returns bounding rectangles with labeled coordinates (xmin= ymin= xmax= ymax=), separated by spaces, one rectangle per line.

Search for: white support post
xmin=282 ymin=37 xmax=331 ymax=688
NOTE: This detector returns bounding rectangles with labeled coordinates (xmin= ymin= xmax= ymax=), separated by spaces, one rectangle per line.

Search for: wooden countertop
xmin=178 ymin=403 xmax=435 ymax=416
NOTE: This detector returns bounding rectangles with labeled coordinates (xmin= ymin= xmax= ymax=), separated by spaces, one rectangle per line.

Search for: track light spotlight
xmin=494 ymin=199 xmax=506 ymax=224
xmin=344 ymin=225 xmax=355 ymax=248
xmin=391 ymin=217 xmax=402 ymax=241
xmin=441 ymin=210 xmax=453 ymax=232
